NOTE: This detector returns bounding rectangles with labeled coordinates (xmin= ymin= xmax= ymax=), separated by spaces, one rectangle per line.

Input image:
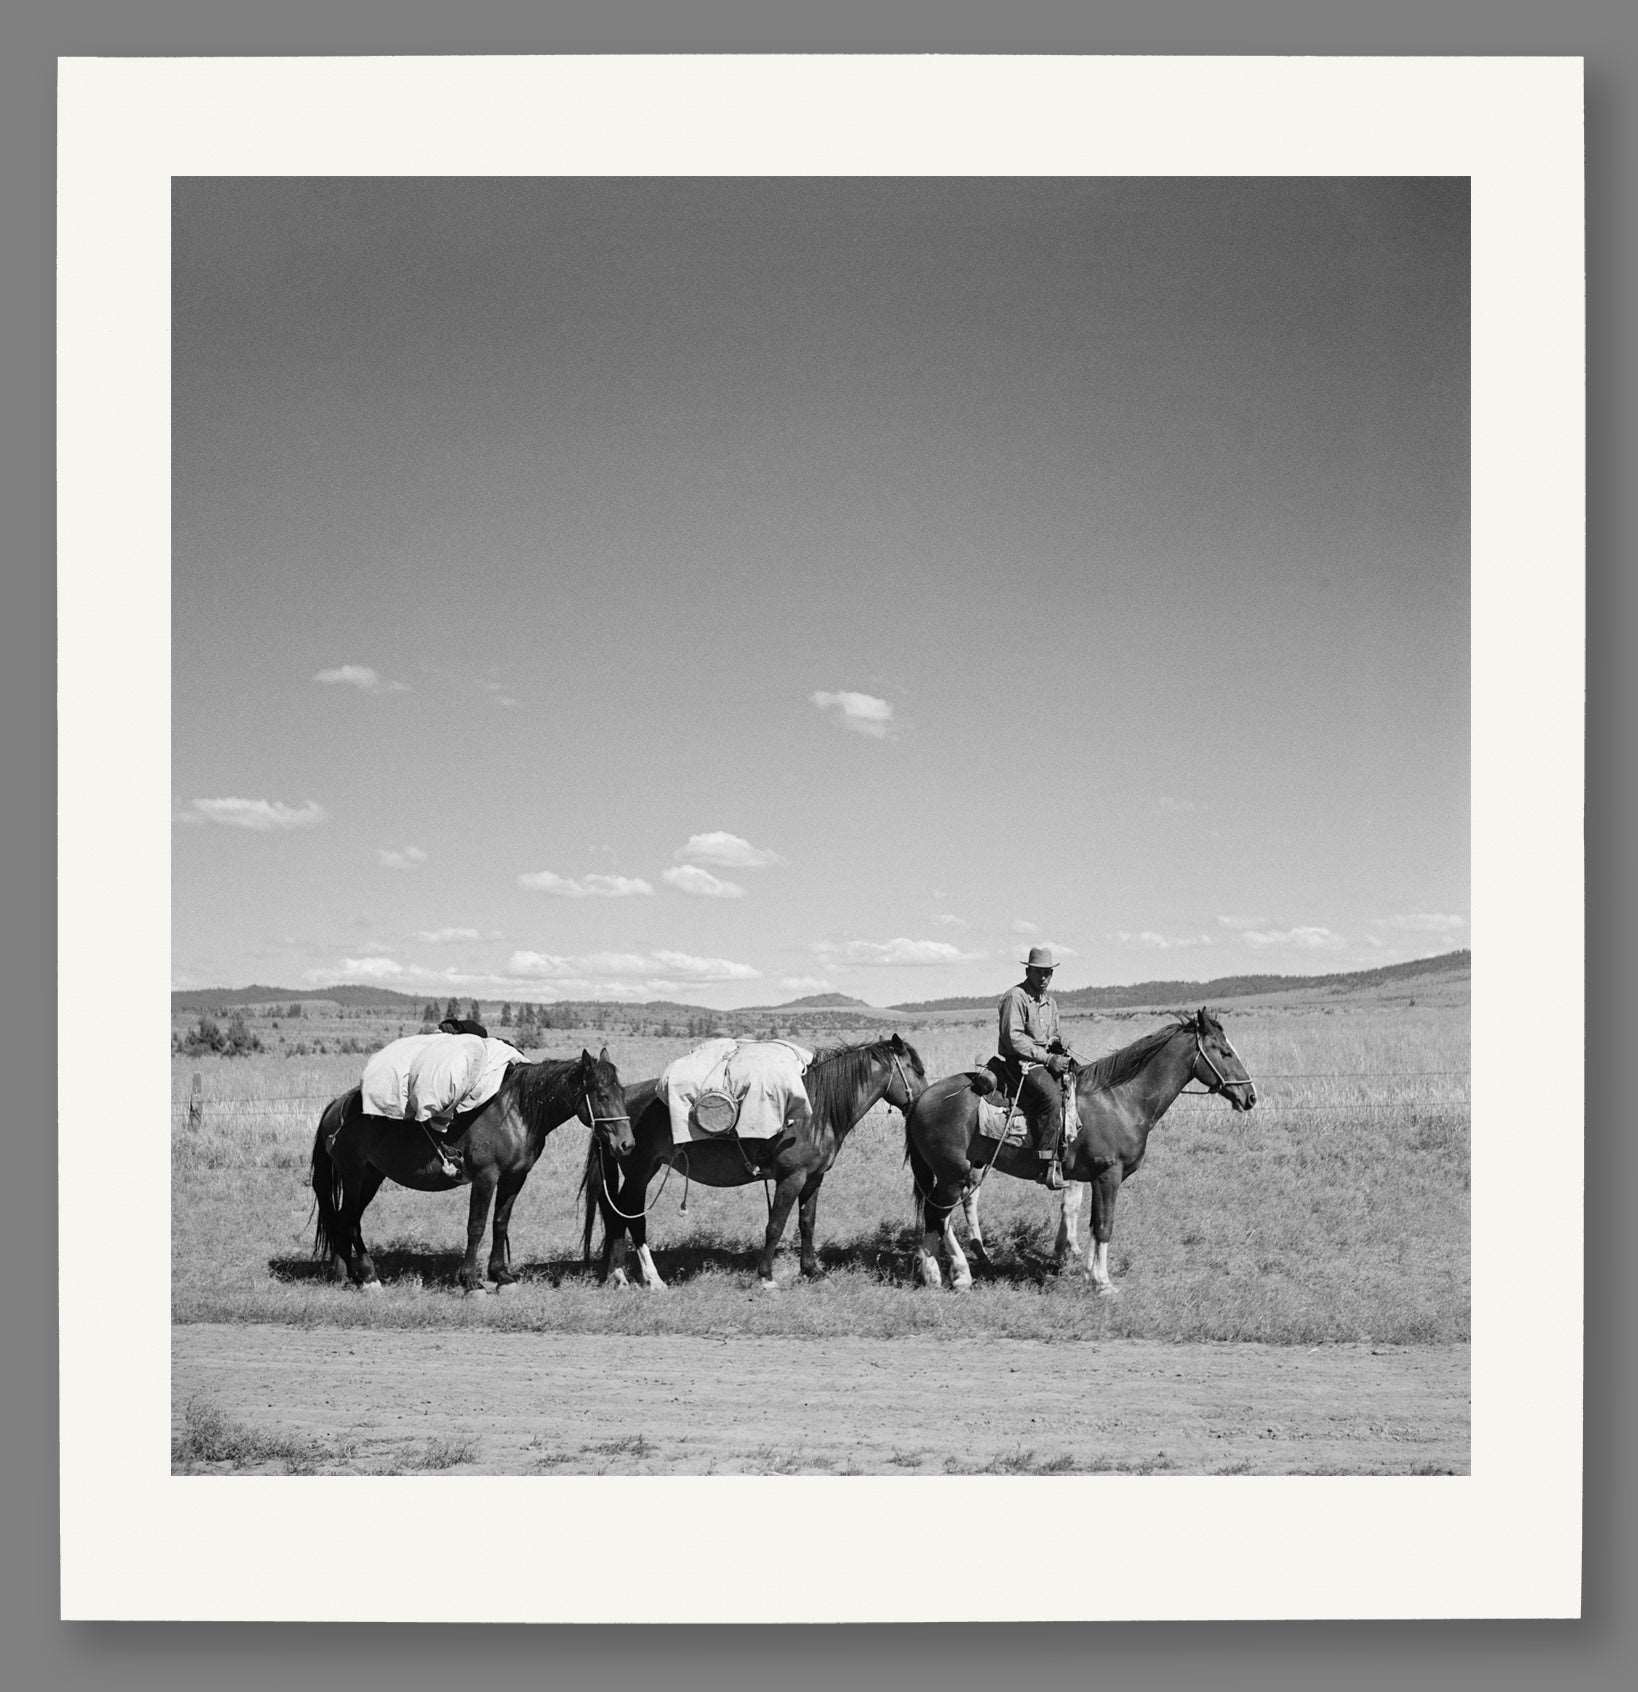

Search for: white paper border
xmin=58 ymin=54 xmax=1584 ymax=1622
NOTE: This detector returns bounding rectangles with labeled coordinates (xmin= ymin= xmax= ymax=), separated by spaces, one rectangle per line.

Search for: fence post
xmin=188 ymin=1073 xmax=203 ymax=1132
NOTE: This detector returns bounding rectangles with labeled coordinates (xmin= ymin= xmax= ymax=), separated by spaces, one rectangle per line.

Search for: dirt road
xmin=172 ymin=1324 xmax=1467 ymax=1474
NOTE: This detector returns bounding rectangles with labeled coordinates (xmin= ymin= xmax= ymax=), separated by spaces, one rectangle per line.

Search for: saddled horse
xmin=581 ymin=1032 xmax=928 ymax=1290
xmin=312 ymin=1047 xmax=633 ymax=1293
xmin=903 ymin=1008 xmax=1255 ymax=1294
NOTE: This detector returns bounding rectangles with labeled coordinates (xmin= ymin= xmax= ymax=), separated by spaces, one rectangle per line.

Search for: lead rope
xmin=596 ymin=1153 xmax=676 ymax=1221
xmin=969 ymin=1075 xmax=1024 ymax=1194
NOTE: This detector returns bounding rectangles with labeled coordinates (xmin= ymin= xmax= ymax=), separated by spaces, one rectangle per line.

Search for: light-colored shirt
xmin=997 ymin=983 xmax=1066 ymax=1065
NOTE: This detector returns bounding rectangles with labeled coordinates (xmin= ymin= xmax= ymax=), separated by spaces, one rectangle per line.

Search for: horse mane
xmin=1077 ymin=1017 xmax=1191 ymax=1092
xmin=501 ymin=1055 xmax=584 ymax=1127
xmin=804 ymin=1036 xmax=911 ymax=1129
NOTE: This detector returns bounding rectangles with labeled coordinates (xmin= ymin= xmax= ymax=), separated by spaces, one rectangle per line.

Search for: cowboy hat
xmin=1022 ymin=946 xmax=1057 ymax=971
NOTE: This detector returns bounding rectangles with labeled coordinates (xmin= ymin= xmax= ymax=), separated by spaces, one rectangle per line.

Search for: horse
xmin=581 ymin=1032 xmax=928 ymax=1291
xmin=903 ymin=1007 xmax=1256 ymax=1295
xmin=311 ymin=1047 xmax=633 ymax=1294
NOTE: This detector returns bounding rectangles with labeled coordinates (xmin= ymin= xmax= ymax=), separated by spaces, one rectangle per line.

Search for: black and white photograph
xmin=57 ymin=55 xmax=1583 ymax=1623
xmin=167 ymin=171 xmax=1470 ymax=1477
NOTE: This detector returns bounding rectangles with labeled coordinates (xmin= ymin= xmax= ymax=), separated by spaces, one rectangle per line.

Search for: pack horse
xmin=583 ymin=1032 xmax=928 ymax=1290
xmin=311 ymin=1045 xmax=633 ymax=1293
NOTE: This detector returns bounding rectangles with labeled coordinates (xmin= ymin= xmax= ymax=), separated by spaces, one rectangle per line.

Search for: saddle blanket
xmin=975 ymin=1086 xmax=1028 ymax=1145
xmin=971 ymin=1068 xmax=1080 ymax=1144
xmin=660 ymin=1036 xmax=814 ymax=1147
xmin=360 ymin=1033 xmax=522 ymax=1124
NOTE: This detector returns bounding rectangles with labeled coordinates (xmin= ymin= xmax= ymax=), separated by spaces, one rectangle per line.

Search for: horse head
xmin=1187 ymin=1007 xmax=1257 ymax=1112
xmin=881 ymin=1031 xmax=929 ymax=1114
xmin=579 ymin=1045 xmax=635 ymax=1158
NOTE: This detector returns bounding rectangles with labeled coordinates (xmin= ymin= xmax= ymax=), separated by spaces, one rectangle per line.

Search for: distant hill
xmin=889 ymin=950 xmax=1470 ymax=1013
xmin=173 ymin=950 xmax=1468 ymax=1021
xmin=776 ymin=993 xmax=873 ymax=1010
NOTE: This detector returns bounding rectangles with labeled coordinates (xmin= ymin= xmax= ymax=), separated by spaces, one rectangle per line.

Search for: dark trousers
xmin=986 ymin=1058 xmax=1064 ymax=1157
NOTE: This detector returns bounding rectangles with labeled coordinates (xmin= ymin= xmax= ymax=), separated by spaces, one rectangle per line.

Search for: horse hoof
xmin=463 ymin=1284 xmax=494 ymax=1298
xmin=1093 ymin=1282 xmax=1122 ymax=1300
xmin=758 ymin=1278 xmax=781 ymax=1294
xmin=358 ymin=1280 xmax=383 ymax=1295
xmin=951 ymin=1274 xmax=973 ymax=1292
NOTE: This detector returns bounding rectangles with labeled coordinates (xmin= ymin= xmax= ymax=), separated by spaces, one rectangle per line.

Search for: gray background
xmin=6 ymin=1 xmax=1630 ymax=1686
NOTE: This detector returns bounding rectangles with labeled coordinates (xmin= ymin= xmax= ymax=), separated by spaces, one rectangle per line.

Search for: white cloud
xmin=780 ymin=976 xmax=834 ymax=995
xmin=518 ymin=870 xmax=655 ymax=898
xmin=1240 ymin=926 xmax=1347 ymax=950
xmin=811 ymin=690 xmax=894 ymax=739
xmin=1372 ymin=913 xmax=1468 ymax=934
xmin=662 ymin=864 xmax=746 ymax=899
xmin=302 ymin=955 xmax=406 ymax=982
xmin=815 ymin=937 xmax=985 ymax=968
xmin=414 ymin=926 xmax=480 ymax=943
xmin=507 ymin=951 xmax=580 ymax=980
xmin=1010 ymin=919 xmax=1041 ymax=936
xmin=313 ymin=664 xmax=409 ymax=693
xmin=506 ymin=948 xmax=760 ymax=986
xmin=935 ymin=913 xmax=970 ymax=928
xmin=651 ymin=950 xmax=761 ymax=982
xmin=675 ymin=831 xmax=784 ymax=869
xmin=377 ymin=845 xmax=427 ymax=869
xmin=1116 ymin=930 xmax=1214 ymax=950
xmin=191 ymin=797 xmax=326 ymax=831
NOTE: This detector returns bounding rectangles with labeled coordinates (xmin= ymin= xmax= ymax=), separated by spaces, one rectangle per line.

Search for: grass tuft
xmin=172 ymin=1394 xmax=356 ymax=1474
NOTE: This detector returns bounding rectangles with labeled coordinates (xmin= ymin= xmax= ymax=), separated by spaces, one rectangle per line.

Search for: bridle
xmin=886 ymin=1047 xmax=923 ymax=1114
xmin=578 ymin=1081 xmax=632 ymax=1143
xmin=1181 ymin=1028 xmax=1256 ymax=1102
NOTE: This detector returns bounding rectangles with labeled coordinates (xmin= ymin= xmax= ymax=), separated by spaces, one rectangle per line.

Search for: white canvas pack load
xmin=360 ymin=1032 xmax=523 ymax=1124
xmin=660 ymin=1036 xmax=814 ymax=1147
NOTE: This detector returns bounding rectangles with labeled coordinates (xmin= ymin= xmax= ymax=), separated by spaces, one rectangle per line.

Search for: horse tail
xmin=902 ymin=1099 xmax=936 ymax=1232
xmin=310 ymin=1095 xmax=350 ymax=1262
xmin=578 ymin=1127 xmax=606 ymax=1265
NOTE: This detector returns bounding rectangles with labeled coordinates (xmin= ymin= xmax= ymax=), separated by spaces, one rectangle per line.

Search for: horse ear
xmin=890 ymin=1031 xmax=905 ymax=1050
xmin=598 ymin=1044 xmax=610 ymax=1065
xmin=580 ymin=1047 xmax=592 ymax=1067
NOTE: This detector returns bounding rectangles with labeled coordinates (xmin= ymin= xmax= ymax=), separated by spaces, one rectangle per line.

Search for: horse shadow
xmin=269 ymin=1224 xmax=1064 ymax=1290
xmin=268 ymin=1246 xmax=474 ymax=1287
xmin=610 ymin=1220 xmax=1063 ymax=1288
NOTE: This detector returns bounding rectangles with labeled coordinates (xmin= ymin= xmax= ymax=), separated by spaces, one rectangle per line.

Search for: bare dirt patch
xmin=172 ymin=1324 xmax=1466 ymax=1475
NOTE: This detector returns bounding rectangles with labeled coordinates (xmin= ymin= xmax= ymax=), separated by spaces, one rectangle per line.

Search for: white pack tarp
xmin=660 ymin=1037 xmax=813 ymax=1147
xmin=360 ymin=1033 xmax=523 ymax=1124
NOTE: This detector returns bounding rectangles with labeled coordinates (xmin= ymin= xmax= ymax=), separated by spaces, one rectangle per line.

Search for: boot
xmin=1037 ymin=1147 xmax=1065 ymax=1191
xmin=1035 ymin=1121 xmax=1064 ymax=1190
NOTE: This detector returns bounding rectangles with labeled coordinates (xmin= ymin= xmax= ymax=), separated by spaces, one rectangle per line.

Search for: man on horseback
xmin=989 ymin=945 xmax=1076 ymax=1191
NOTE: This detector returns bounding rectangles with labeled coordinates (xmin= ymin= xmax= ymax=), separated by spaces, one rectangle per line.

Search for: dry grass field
xmin=171 ymin=990 xmax=1469 ymax=1474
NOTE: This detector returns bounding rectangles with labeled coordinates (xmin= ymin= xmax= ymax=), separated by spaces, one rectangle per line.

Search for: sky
xmin=171 ymin=177 xmax=1469 ymax=1009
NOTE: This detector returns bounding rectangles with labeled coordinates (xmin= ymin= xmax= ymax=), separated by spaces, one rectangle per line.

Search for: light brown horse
xmin=903 ymin=1008 xmax=1255 ymax=1294
xmin=312 ymin=1048 xmax=633 ymax=1293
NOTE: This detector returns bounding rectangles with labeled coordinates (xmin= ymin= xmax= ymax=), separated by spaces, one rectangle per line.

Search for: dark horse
xmin=312 ymin=1047 xmax=634 ymax=1293
xmin=581 ymin=1032 xmax=928 ymax=1290
xmin=903 ymin=1008 xmax=1255 ymax=1295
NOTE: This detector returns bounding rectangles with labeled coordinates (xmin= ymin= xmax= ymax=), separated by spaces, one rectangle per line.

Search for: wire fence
xmin=175 ymin=1070 xmax=1473 ymax=1109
